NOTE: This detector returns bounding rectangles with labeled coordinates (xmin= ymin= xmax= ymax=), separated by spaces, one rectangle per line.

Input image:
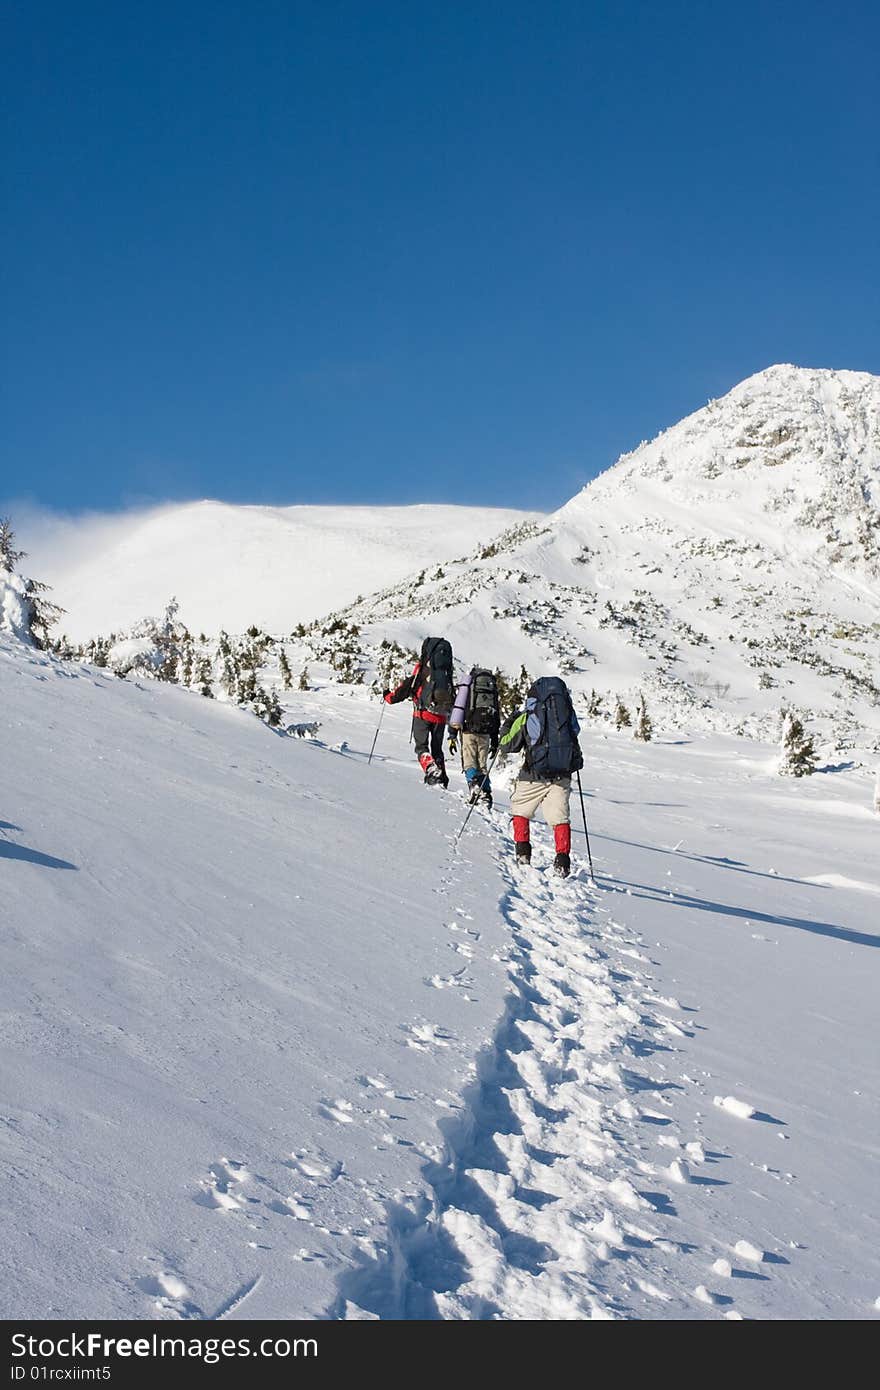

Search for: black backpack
xmin=523 ymin=676 xmax=583 ymax=778
xmin=416 ymin=637 xmax=454 ymax=716
xmin=465 ymin=668 xmax=499 ymax=735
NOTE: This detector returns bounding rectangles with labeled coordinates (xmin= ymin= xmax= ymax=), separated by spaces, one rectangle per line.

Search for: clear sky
xmin=3 ymin=0 xmax=878 ymax=514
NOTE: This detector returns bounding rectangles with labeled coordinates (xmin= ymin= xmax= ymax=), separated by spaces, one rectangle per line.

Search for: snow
xmin=0 ymin=569 xmax=30 ymax=642
xmin=3 ymin=629 xmax=879 ymax=1320
xmin=15 ymin=501 xmax=541 ymax=641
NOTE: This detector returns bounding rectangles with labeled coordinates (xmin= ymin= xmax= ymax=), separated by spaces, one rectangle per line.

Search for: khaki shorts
xmin=460 ymin=731 xmax=490 ymax=774
xmin=510 ymin=776 xmax=571 ymax=826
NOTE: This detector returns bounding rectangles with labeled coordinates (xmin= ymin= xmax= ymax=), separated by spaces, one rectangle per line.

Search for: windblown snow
xmin=2 ymin=629 xmax=878 ymax=1321
xmin=14 ymin=502 xmax=541 ymax=641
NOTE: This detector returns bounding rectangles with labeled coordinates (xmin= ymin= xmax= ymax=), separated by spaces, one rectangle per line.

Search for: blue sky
xmin=3 ymin=0 xmax=878 ymax=514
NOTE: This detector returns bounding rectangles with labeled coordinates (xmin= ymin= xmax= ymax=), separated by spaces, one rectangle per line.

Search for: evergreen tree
xmin=586 ymin=689 xmax=603 ymax=718
xmin=216 ymin=632 xmax=237 ymax=695
xmin=180 ymin=638 xmax=195 ymax=687
xmin=299 ymin=665 xmax=310 ymax=691
xmin=23 ymin=576 xmax=64 ymax=649
xmin=156 ymin=596 xmax=187 ymax=682
xmin=514 ymin=665 xmax=533 ymax=705
xmin=614 ymin=697 xmax=631 ymax=730
xmin=0 ymin=517 xmax=25 ymax=571
xmin=266 ymin=690 xmax=283 ymax=727
xmin=241 ymin=667 xmax=258 ymax=704
xmin=278 ymin=646 xmax=293 ymax=690
xmin=0 ymin=516 xmax=64 ymax=647
xmin=197 ymin=655 xmax=214 ymax=698
xmin=779 ymin=710 xmax=817 ymax=777
xmin=634 ymin=693 xmax=653 ymax=742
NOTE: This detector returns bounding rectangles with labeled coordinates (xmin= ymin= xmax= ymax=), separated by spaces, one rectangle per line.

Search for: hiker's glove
xmin=490 ymin=739 xmax=499 ymax=758
xmin=448 ymin=736 xmax=458 ymax=756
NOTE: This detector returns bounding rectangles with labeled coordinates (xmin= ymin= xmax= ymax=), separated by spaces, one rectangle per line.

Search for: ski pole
xmin=575 ymin=769 xmax=596 ymax=879
xmin=454 ymin=747 xmax=500 ymax=847
xmin=368 ymin=700 xmax=387 ymax=765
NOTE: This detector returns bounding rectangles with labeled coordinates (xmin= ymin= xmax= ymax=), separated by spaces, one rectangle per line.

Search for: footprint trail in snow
xmin=337 ymin=813 xmax=792 ymax=1319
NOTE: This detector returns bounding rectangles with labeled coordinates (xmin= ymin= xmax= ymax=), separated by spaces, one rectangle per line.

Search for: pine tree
xmin=299 ymin=665 xmax=310 ymax=691
xmin=197 ymin=655 xmax=214 ymax=698
xmin=156 ymin=596 xmax=187 ymax=682
xmin=779 ymin=710 xmax=817 ymax=777
xmin=634 ymin=693 xmax=652 ymax=742
xmin=614 ymin=697 xmax=631 ymax=730
xmin=237 ymin=666 xmax=257 ymax=704
xmin=23 ymin=577 xmax=64 ymax=648
xmin=0 ymin=517 xmax=25 ymax=571
xmin=216 ymin=632 xmax=237 ymax=695
xmin=0 ymin=517 xmax=64 ymax=647
xmin=587 ymin=689 xmax=603 ymax=718
xmin=180 ymin=638 xmax=195 ymax=687
xmin=266 ymin=690 xmax=283 ymax=727
xmin=278 ymin=646 xmax=293 ymax=690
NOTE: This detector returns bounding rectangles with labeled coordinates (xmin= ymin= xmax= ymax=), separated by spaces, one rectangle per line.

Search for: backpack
xmin=465 ymin=668 xmax=499 ymax=735
xmin=523 ymin=676 xmax=583 ymax=778
xmin=415 ymin=637 xmax=454 ymax=716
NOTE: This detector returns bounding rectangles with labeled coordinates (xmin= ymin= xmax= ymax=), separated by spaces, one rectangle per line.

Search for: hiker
xmin=384 ymin=637 xmax=455 ymax=786
xmin=498 ymin=676 xmax=583 ymax=877
xmin=448 ymin=667 xmax=500 ymax=809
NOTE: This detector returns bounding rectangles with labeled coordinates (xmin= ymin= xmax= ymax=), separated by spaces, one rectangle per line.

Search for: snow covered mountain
xmin=17 ymin=501 xmax=541 ymax=641
xmin=323 ymin=366 xmax=880 ymax=752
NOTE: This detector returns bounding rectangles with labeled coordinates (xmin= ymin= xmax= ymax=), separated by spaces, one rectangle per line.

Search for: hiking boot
xmin=553 ymin=852 xmax=571 ymax=878
xmin=515 ymin=841 xmax=532 ymax=867
xmin=423 ymin=759 xmax=444 ymax=785
xmin=468 ymin=783 xmax=481 ymax=805
xmin=481 ymin=789 xmax=493 ymax=810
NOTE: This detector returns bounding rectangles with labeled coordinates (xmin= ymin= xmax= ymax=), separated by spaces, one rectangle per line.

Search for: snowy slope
xmin=17 ymin=501 xmax=540 ymax=641
xmin=327 ymin=366 xmax=880 ymax=751
xmin=0 ymin=633 xmax=511 ymax=1320
xmin=3 ymin=632 xmax=879 ymax=1320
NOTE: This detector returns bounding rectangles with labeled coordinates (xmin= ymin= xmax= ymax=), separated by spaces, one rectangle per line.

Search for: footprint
xmin=318 ymin=1099 xmax=355 ymax=1125
xmin=401 ymin=1021 xmax=454 ymax=1051
xmin=195 ymin=1160 xmax=248 ymax=1212
xmin=424 ymin=966 xmax=474 ymax=991
xmin=286 ymin=1152 xmax=345 ymax=1183
xmin=268 ymin=1195 xmax=312 ymax=1219
xmin=138 ymin=1270 xmax=204 ymax=1319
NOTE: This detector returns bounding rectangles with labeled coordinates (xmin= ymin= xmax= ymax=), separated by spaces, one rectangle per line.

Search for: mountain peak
xmin=558 ymin=363 xmax=880 ymax=536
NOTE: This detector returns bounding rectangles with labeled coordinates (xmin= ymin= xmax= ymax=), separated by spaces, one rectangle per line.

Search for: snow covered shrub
xmin=779 ymin=710 xmax=817 ymax=778
xmin=614 ymin=697 xmax=632 ymax=730
xmin=634 ymin=693 xmax=653 ymax=741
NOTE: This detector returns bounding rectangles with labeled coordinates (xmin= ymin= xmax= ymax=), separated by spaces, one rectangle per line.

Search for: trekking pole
xmin=454 ymin=748 xmax=500 ymax=848
xmin=575 ymin=769 xmax=596 ymax=879
xmin=368 ymin=700 xmax=387 ymax=765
